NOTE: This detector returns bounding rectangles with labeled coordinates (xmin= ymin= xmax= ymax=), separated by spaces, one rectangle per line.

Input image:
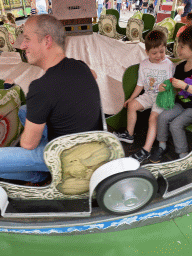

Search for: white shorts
xmin=136 ymin=92 xmax=164 ymax=114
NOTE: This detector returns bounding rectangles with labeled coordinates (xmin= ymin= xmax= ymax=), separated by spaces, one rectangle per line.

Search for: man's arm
xmin=20 ymin=119 xmax=46 ymax=150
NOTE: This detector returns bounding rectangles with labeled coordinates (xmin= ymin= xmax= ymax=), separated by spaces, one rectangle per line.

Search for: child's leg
xmin=127 ymin=99 xmax=144 ymax=136
xmin=157 ymin=104 xmax=184 ymax=146
xmin=143 ymin=111 xmax=159 ymax=153
xmin=149 ymin=104 xmax=184 ymax=163
xmin=170 ymin=108 xmax=192 ymax=156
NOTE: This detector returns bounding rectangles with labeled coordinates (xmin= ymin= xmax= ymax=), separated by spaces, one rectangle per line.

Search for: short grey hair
xmin=26 ymin=14 xmax=65 ymax=50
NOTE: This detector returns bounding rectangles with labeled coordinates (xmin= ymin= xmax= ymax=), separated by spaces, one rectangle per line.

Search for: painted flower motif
xmin=0 ymin=118 xmax=9 ymax=146
xmin=103 ymin=23 xmax=113 ymax=33
xmin=131 ymin=28 xmax=139 ymax=38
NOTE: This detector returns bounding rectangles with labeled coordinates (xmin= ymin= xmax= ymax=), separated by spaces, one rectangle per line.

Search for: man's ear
xmin=44 ymin=35 xmax=53 ymax=49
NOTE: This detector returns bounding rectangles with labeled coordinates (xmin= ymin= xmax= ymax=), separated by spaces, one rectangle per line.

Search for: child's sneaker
xmin=131 ymin=148 xmax=150 ymax=163
xmin=113 ymin=130 xmax=134 ymax=143
xmin=149 ymin=146 xmax=167 ymax=163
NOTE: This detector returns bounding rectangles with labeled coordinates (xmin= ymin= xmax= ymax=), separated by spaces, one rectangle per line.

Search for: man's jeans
xmin=0 ymin=105 xmax=50 ymax=183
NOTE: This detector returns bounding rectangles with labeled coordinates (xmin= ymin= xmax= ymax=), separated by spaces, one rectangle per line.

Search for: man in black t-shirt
xmin=0 ymin=14 xmax=102 ymax=184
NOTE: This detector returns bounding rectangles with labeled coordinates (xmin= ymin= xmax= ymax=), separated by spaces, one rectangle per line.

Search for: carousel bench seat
xmin=98 ymin=14 xmax=125 ymax=39
xmin=93 ymin=9 xmax=126 ymax=37
xmin=130 ymin=12 xmax=155 ymax=40
xmin=126 ymin=18 xmax=145 ymax=42
xmin=0 ymin=98 xmax=125 ymax=217
xmin=156 ymin=18 xmax=185 ymax=48
xmin=0 ymin=27 xmax=15 ymax=52
xmin=106 ymin=62 xmax=192 ymax=133
xmin=105 ymin=8 xmax=126 ymax=36
xmin=142 ymin=13 xmax=155 ymax=39
xmin=106 ymin=64 xmax=140 ymax=131
xmin=0 ymin=130 xmax=125 ymax=217
xmin=167 ymin=22 xmax=185 ymax=45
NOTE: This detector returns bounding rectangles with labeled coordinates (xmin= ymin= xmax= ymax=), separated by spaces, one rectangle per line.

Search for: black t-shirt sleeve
xmin=173 ymin=61 xmax=185 ymax=79
xmin=26 ymin=80 xmax=52 ymax=124
xmin=173 ymin=64 xmax=180 ymax=79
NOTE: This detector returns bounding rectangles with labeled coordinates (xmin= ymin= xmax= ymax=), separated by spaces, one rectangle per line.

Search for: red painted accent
xmin=0 ymin=115 xmax=10 ymax=147
xmin=161 ymin=4 xmax=172 ymax=11
xmin=156 ymin=12 xmax=171 ymax=23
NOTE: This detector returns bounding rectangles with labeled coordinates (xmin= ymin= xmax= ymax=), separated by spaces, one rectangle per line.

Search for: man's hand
xmin=172 ymin=78 xmax=187 ymax=90
xmin=159 ymin=83 xmax=167 ymax=92
xmin=20 ymin=119 xmax=46 ymax=150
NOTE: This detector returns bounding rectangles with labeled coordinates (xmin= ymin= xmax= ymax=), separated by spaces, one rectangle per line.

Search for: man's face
xmin=20 ymin=21 xmax=45 ymax=67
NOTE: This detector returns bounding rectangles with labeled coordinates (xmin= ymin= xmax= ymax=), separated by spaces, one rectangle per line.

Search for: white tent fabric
xmin=0 ymin=33 xmax=147 ymax=114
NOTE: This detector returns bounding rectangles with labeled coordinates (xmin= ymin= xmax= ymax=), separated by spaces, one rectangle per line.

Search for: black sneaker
xmin=131 ymin=148 xmax=151 ymax=163
xmin=149 ymin=147 xmax=167 ymax=163
xmin=113 ymin=130 xmax=134 ymax=143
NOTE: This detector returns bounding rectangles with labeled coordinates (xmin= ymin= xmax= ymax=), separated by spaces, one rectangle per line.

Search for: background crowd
xmin=96 ymin=0 xmax=192 ymax=19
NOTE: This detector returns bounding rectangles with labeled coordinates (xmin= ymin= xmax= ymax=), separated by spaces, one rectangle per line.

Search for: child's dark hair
xmin=145 ymin=30 xmax=167 ymax=52
xmin=186 ymin=12 xmax=192 ymax=21
xmin=7 ymin=13 xmax=16 ymax=24
xmin=178 ymin=25 xmax=192 ymax=50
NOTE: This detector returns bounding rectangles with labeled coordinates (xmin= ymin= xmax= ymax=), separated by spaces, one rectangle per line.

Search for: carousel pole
xmin=171 ymin=0 xmax=177 ymax=19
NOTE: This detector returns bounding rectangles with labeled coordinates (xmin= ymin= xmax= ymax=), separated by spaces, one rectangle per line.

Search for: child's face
xmin=146 ymin=44 xmax=166 ymax=63
xmin=177 ymin=42 xmax=192 ymax=60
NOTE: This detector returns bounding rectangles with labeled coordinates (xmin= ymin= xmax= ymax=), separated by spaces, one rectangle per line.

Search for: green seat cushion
xmin=0 ymin=79 xmax=4 ymax=89
xmin=132 ymin=11 xmax=143 ymax=20
xmin=156 ymin=18 xmax=176 ymax=40
xmin=186 ymin=124 xmax=192 ymax=132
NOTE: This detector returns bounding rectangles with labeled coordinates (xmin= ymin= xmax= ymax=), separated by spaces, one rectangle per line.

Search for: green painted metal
xmin=171 ymin=10 xmax=175 ymax=19
xmin=106 ymin=64 xmax=139 ymax=131
xmin=0 ymin=213 xmax=192 ymax=256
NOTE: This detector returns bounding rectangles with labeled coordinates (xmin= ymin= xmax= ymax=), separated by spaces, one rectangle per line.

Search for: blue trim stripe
xmin=0 ymin=199 xmax=192 ymax=235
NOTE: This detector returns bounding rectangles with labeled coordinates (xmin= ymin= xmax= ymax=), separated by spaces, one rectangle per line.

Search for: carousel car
xmin=0 ymin=62 xmax=192 ymax=220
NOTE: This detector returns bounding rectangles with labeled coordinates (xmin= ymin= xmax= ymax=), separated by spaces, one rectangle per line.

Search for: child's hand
xmin=172 ymin=78 xmax=186 ymax=90
xmin=4 ymin=78 xmax=14 ymax=84
xmin=159 ymin=83 xmax=166 ymax=92
xmin=124 ymin=98 xmax=133 ymax=108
